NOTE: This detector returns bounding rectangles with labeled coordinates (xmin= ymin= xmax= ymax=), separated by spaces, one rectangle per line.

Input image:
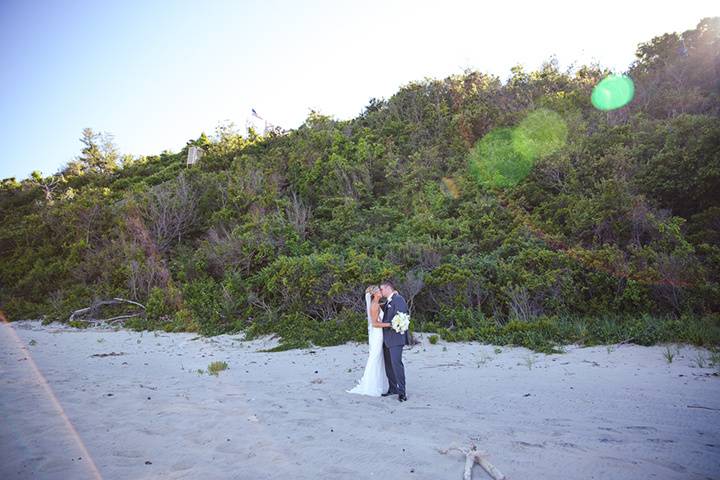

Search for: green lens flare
xmin=512 ymin=108 xmax=568 ymax=160
xmin=469 ymin=127 xmax=531 ymax=189
xmin=469 ymin=108 xmax=567 ymax=189
xmin=591 ymin=74 xmax=635 ymax=111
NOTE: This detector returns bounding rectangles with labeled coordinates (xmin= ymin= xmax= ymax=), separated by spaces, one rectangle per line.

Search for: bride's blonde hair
xmin=365 ymin=285 xmax=380 ymax=295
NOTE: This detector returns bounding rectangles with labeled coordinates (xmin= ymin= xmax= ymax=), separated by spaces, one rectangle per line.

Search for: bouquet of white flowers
xmin=391 ymin=312 xmax=410 ymax=334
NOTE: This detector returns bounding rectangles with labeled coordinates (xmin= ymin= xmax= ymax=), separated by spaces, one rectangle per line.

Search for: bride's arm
xmin=370 ymin=304 xmax=390 ymax=328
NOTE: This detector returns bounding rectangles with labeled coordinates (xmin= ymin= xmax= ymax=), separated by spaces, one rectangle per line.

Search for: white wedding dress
xmin=347 ymin=293 xmax=389 ymax=396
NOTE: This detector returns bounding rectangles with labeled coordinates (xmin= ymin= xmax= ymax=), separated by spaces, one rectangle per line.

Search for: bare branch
xmin=69 ymin=298 xmax=146 ymax=323
xmin=286 ymin=191 xmax=311 ymax=239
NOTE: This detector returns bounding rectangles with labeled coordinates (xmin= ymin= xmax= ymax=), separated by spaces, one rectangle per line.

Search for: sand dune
xmin=1 ymin=320 xmax=718 ymax=479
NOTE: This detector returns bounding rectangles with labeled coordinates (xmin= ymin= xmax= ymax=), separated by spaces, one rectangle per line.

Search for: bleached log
xmin=112 ymin=297 xmax=146 ymax=310
xmin=687 ymin=404 xmax=720 ymax=411
xmin=69 ymin=306 xmax=92 ymax=322
xmin=106 ymin=314 xmax=141 ymax=324
xmin=69 ymin=298 xmax=146 ymax=323
xmin=474 ymin=452 xmax=506 ymax=480
xmin=86 ymin=313 xmax=142 ymax=326
xmin=463 ymin=452 xmax=475 ymax=480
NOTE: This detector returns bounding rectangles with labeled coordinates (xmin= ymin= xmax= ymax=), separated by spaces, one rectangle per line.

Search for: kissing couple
xmin=347 ymin=280 xmax=410 ymax=402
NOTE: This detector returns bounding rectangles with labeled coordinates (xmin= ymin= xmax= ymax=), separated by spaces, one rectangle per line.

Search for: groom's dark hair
xmin=380 ymin=280 xmax=395 ymax=290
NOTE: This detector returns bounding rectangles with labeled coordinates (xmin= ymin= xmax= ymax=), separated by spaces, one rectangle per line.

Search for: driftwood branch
xmin=69 ymin=298 xmax=146 ymax=324
xmin=87 ymin=314 xmax=143 ymax=326
xmin=112 ymin=297 xmax=146 ymax=309
xmin=687 ymin=404 xmax=720 ymax=411
xmin=464 ymin=452 xmax=475 ymax=480
xmin=439 ymin=443 xmax=506 ymax=480
xmin=107 ymin=314 xmax=142 ymax=324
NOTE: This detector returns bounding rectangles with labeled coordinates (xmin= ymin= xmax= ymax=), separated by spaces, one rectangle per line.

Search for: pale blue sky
xmin=1 ymin=0 xmax=717 ymax=180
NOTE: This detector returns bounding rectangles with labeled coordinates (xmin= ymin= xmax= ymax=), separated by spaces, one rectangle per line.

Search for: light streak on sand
xmin=0 ymin=313 xmax=104 ymax=480
xmin=1 ymin=312 xmax=292 ymax=475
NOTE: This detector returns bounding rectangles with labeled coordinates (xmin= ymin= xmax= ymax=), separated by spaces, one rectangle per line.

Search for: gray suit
xmin=381 ymin=292 xmax=409 ymax=395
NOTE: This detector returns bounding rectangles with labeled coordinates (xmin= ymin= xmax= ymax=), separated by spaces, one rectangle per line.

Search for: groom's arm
xmin=396 ymin=295 xmax=409 ymax=314
xmin=377 ymin=302 xmax=394 ymax=328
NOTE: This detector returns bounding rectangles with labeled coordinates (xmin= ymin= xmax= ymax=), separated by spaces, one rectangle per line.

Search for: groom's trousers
xmin=383 ymin=344 xmax=406 ymax=395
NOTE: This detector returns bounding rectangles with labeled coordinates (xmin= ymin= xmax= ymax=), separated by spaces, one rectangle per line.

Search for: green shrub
xmin=146 ymin=286 xmax=174 ymax=322
xmin=421 ymin=321 xmax=440 ymax=333
xmin=182 ymin=278 xmax=225 ymax=335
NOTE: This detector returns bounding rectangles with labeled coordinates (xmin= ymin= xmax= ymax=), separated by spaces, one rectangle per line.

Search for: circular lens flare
xmin=591 ymin=74 xmax=635 ymax=111
xmin=512 ymin=108 xmax=568 ymax=160
xmin=468 ymin=108 xmax=567 ymax=189
xmin=469 ymin=127 xmax=529 ymax=188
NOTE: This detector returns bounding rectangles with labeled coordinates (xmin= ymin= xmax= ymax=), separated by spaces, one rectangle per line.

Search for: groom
xmin=379 ymin=281 xmax=409 ymax=402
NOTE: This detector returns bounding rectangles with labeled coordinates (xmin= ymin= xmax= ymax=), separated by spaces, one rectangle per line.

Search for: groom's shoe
xmin=381 ymin=391 xmax=397 ymax=397
xmin=398 ymin=394 xmax=407 ymax=402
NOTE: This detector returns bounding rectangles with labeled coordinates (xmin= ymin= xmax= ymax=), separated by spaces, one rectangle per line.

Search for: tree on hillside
xmin=630 ymin=17 xmax=720 ymax=118
xmin=63 ymin=128 xmax=119 ymax=175
xmin=28 ymin=170 xmax=65 ymax=204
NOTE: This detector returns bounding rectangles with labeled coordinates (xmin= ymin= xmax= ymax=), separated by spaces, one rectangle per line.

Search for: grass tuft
xmin=207 ymin=361 xmax=228 ymax=376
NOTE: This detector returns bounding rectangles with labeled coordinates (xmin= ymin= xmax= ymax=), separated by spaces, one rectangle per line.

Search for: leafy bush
xmin=1 ymin=20 xmax=719 ymax=353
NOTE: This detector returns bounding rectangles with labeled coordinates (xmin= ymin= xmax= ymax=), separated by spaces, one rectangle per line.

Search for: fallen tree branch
xmin=86 ymin=313 xmax=142 ymax=326
xmin=69 ymin=306 xmax=92 ymax=322
xmin=687 ymin=404 xmax=720 ymax=411
xmin=106 ymin=314 xmax=142 ymax=324
xmin=69 ymin=298 xmax=146 ymax=323
xmin=439 ymin=443 xmax=506 ymax=480
xmin=112 ymin=297 xmax=146 ymax=310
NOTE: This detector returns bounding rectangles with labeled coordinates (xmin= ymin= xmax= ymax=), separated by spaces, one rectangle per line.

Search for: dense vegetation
xmin=2 ymin=19 xmax=719 ymax=352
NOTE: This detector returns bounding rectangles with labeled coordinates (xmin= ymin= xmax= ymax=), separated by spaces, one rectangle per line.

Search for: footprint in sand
xmin=513 ymin=441 xmax=545 ymax=448
xmin=641 ymin=458 xmax=687 ymax=473
xmin=171 ymin=460 xmax=195 ymax=471
xmin=625 ymin=426 xmax=658 ymax=434
xmin=112 ymin=449 xmax=143 ymax=458
xmin=552 ymin=441 xmax=586 ymax=451
xmin=646 ymin=438 xmax=675 ymax=444
xmin=598 ymin=437 xmax=624 ymax=444
xmin=215 ymin=441 xmax=245 ymax=455
xmin=543 ymin=417 xmax=573 ymax=428
xmin=599 ymin=456 xmax=639 ymax=467
xmin=294 ymin=418 xmax=317 ymax=427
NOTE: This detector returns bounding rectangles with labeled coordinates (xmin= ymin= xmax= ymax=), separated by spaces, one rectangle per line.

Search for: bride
xmin=347 ymin=285 xmax=389 ymax=396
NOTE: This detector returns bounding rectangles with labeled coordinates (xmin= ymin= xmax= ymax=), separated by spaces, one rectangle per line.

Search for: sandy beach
xmin=1 ymin=320 xmax=718 ymax=480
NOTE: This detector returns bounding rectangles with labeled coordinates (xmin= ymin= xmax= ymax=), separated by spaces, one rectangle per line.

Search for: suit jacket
xmin=382 ymin=292 xmax=410 ymax=347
